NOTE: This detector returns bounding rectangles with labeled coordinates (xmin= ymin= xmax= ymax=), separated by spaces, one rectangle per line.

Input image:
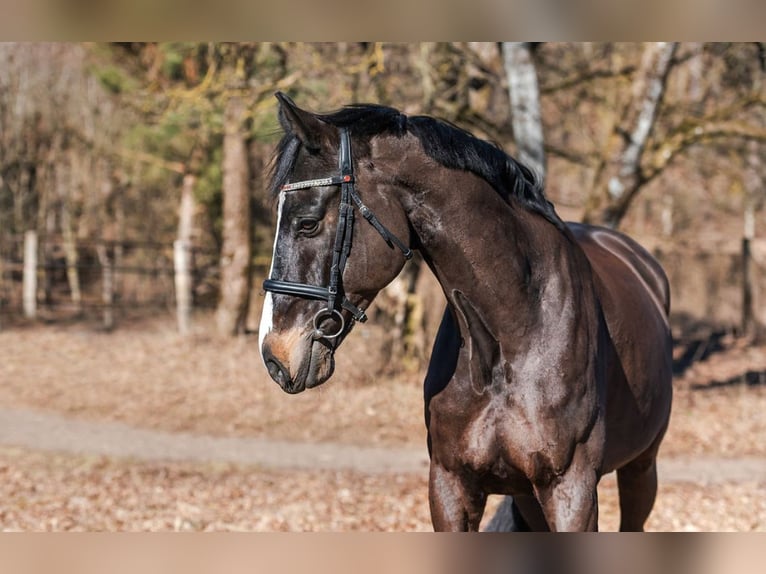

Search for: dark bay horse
xmin=259 ymin=93 xmax=672 ymax=531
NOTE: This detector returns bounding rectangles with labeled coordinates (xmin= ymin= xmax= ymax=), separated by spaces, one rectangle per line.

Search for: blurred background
xmin=2 ymin=42 xmax=765 ymax=346
xmin=0 ymin=43 xmax=764 ymax=531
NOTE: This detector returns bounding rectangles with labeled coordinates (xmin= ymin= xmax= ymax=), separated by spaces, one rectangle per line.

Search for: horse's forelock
xmin=269 ymin=134 xmax=301 ymax=198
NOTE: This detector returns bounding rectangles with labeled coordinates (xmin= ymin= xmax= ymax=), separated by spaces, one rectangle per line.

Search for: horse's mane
xmin=270 ymin=102 xmax=565 ymax=230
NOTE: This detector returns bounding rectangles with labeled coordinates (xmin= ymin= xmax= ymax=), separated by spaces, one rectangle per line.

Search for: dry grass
xmin=0 ymin=446 xmax=431 ymax=532
xmin=1 ymin=313 xmax=765 ymax=531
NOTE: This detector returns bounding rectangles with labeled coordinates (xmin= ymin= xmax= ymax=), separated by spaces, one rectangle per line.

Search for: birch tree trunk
xmin=215 ymin=88 xmax=253 ymax=336
xmin=502 ymin=42 xmax=546 ymax=185
xmin=416 ymin=43 xmax=436 ymax=109
xmin=60 ymin=151 xmax=82 ymax=311
xmin=584 ymin=42 xmax=678 ymax=228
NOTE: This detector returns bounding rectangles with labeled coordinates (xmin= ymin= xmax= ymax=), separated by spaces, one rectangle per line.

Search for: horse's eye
xmin=296 ymin=218 xmax=320 ymax=236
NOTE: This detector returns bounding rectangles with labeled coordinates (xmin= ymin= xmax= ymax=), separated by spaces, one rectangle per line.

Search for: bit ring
xmin=311 ymin=308 xmax=345 ymax=340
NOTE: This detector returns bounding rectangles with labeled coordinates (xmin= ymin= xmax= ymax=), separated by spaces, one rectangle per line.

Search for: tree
xmin=0 ymin=43 xmax=129 ymax=314
xmin=502 ymin=42 xmax=546 ymax=185
xmin=583 ymin=42 xmax=678 ymax=228
xmin=215 ymin=61 xmax=253 ymax=336
xmin=104 ymin=43 xmax=281 ymax=334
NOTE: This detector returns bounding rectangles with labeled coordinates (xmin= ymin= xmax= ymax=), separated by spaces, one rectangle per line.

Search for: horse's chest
xmin=429 ymin=393 xmax=525 ymax=473
xmin=428 ymin=383 xmax=587 ymax=490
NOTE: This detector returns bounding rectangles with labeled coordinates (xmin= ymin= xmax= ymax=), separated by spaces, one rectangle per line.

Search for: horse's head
xmin=259 ymin=93 xmax=412 ymax=393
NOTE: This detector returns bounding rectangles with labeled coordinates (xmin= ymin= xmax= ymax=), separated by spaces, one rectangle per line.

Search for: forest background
xmin=1 ymin=42 xmax=765 ymax=362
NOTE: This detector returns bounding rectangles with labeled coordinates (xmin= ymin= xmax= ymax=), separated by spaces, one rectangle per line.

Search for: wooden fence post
xmin=23 ymin=230 xmax=37 ymax=319
xmin=742 ymin=236 xmax=752 ymax=336
xmin=174 ymin=173 xmax=195 ymax=335
xmin=96 ymin=243 xmax=115 ymax=331
xmin=174 ymin=239 xmax=192 ymax=336
xmin=0 ymin=243 xmax=4 ymax=330
xmin=742 ymin=201 xmax=755 ymax=337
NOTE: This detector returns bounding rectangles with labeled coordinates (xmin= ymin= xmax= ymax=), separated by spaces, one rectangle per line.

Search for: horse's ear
xmin=275 ymin=92 xmax=329 ymax=152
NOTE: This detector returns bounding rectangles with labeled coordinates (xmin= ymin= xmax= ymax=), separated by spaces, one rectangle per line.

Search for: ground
xmin=0 ymin=313 xmax=764 ymax=531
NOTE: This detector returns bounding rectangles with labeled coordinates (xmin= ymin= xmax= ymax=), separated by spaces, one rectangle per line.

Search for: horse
xmin=259 ymin=92 xmax=673 ymax=531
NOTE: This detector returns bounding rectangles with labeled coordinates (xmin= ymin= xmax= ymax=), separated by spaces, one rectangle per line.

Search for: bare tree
xmin=215 ymin=73 xmax=253 ymax=336
xmin=584 ymin=42 xmax=678 ymax=228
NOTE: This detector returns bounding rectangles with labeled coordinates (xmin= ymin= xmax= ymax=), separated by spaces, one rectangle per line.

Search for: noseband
xmin=263 ymin=128 xmax=412 ymax=340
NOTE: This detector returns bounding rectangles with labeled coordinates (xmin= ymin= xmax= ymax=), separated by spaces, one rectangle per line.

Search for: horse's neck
xmin=403 ymin=172 xmax=587 ymax=339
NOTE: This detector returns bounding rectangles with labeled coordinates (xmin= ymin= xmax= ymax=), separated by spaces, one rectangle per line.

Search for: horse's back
xmin=568 ymin=222 xmax=670 ymax=316
xmin=567 ymin=222 xmax=673 ymax=471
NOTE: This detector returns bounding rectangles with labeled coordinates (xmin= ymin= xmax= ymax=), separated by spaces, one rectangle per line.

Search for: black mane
xmin=270 ymin=103 xmax=564 ymax=230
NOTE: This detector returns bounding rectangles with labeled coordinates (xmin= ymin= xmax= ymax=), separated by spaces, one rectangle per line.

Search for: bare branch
xmin=644 ymin=120 xmax=766 ymax=183
xmin=113 ymin=148 xmax=186 ymax=174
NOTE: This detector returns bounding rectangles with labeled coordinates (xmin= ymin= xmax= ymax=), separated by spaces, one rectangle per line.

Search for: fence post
xmin=23 ymin=230 xmax=37 ymax=319
xmin=174 ymin=173 xmax=196 ymax=336
xmin=0 ymin=242 xmax=4 ymax=330
xmin=742 ymin=201 xmax=755 ymax=337
xmin=174 ymin=239 xmax=192 ymax=336
xmin=96 ymin=243 xmax=115 ymax=331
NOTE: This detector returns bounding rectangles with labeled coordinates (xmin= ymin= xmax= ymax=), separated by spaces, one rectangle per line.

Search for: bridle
xmin=262 ymin=128 xmax=412 ymax=340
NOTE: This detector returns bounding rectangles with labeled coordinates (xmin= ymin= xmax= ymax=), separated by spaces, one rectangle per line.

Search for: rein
xmin=263 ymin=128 xmax=412 ymax=340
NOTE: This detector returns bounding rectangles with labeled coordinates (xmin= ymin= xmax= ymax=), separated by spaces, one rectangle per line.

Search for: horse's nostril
xmin=265 ymin=354 xmax=292 ymax=388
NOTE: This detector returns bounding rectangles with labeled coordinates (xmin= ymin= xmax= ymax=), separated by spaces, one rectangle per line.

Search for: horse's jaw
xmin=300 ymin=339 xmax=336 ymax=392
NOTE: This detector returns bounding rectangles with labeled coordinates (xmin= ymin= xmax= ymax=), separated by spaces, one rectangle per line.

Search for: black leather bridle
xmin=263 ymin=128 xmax=412 ymax=340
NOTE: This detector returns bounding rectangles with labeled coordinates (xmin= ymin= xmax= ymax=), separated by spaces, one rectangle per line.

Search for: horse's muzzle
xmin=260 ymin=331 xmax=335 ymax=394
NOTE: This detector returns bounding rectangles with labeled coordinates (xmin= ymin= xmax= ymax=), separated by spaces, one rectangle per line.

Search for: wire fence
xmin=0 ymin=233 xmax=224 ymax=328
xmin=2 ymin=231 xmax=765 ymax=342
xmin=640 ymin=234 xmax=766 ymax=342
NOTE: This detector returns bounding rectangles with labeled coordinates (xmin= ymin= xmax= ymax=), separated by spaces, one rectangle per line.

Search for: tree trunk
xmin=39 ymin=142 xmax=54 ymax=307
xmin=113 ymin=179 xmax=126 ymax=300
xmin=215 ymin=91 xmax=252 ymax=336
xmin=502 ymin=42 xmax=546 ymax=184
xmin=416 ymin=43 xmax=436 ymax=109
xmin=743 ymin=139 xmax=764 ymax=339
xmin=584 ymin=42 xmax=678 ymax=228
xmin=59 ymin=151 xmax=82 ymax=311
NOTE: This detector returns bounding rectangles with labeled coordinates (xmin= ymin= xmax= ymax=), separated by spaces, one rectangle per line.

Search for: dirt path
xmin=2 ymin=406 xmax=764 ymax=484
xmin=0 ymin=407 xmax=428 ymax=474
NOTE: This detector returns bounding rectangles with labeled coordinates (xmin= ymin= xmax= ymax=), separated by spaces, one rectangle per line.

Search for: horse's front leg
xmin=428 ymin=462 xmax=487 ymax=531
xmin=533 ymin=442 xmax=600 ymax=532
